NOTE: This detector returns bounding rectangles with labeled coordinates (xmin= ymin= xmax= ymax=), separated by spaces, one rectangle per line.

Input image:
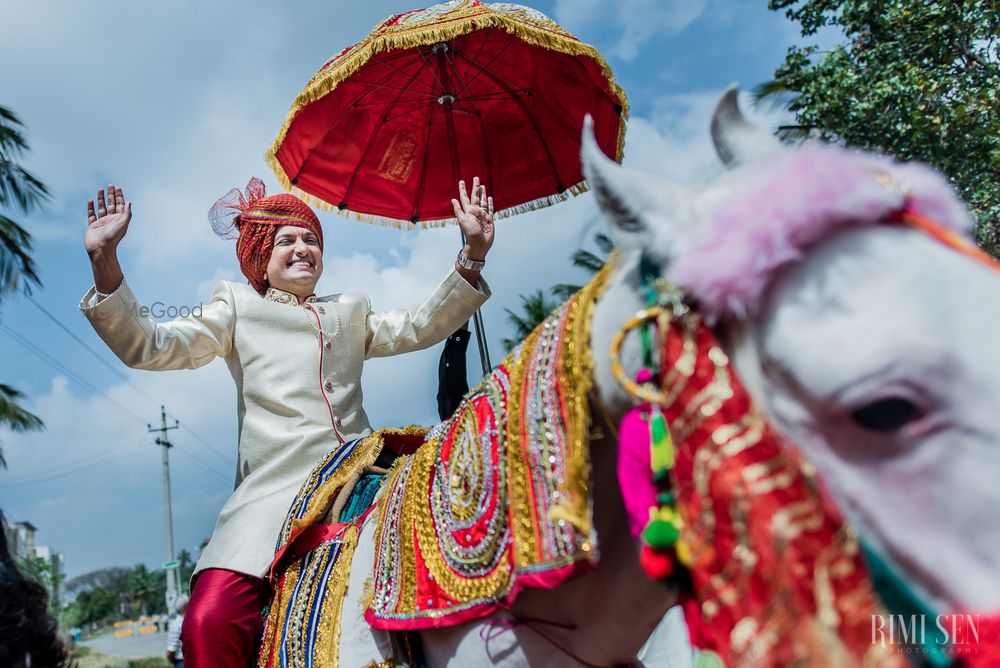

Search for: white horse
xmin=327 ymin=88 xmax=1000 ymax=666
xmin=584 ymin=87 xmax=1000 ymax=625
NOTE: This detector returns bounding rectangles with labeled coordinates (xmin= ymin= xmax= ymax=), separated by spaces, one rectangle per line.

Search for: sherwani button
xmin=324 ymin=340 xmax=332 ymax=351
xmin=317 ymin=306 xmax=326 ymax=314
xmin=324 ymin=380 xmax=334 ymax=391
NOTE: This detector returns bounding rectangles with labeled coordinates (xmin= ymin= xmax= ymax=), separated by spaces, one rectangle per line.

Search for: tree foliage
xmin=767 ymin=0 xmax=1000 ymax=252
xmin=501 ymin=290 xmax=562 ymax=352
xmin=500 ymin=232 xmax=615 ymax=352
xmin=0 ymin=105 xmax=45 ymax=467
xmin=0 ymin=383 xmax=44 ymax=468
xmin=61 ymin=587 xmax=119 ymax=628
xmin=0 ymin=105 xmax=45 ymax=296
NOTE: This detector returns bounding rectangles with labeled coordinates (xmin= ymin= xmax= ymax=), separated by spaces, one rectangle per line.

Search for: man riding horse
xmin=79 ymin=175 xmax=495 ymax=666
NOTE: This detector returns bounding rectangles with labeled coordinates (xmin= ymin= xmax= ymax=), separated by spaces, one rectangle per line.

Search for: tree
xmin=0 ymin=106 xmax=45 ymax=296
xmin=125 ymin=564 xmax=159 ymax=616
xmin=0 ymin=384 xmax=43 ymax=468
xmin=176 ymin=548 xmax=195 ymax=589
xmin=61 ymin=586 xmax=119 ymax=628
xmin=500 ymin=231 xmax=615 ymax=352
xmin=501 ymin=290 xmax=561 ymax=352
xmin=0 ymin=105 xmax=46 ymax=467
xmin=764 ymin=1 xmax=1000 ymax=252
xmin=552 ymin=232 xmax=614 ymax=300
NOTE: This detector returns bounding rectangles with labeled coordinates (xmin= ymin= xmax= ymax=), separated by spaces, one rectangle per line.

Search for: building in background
xmin=6 ymin=518 xmax=38 ymax=560
xmin=2 ymin=516 xmax=65 ymax=606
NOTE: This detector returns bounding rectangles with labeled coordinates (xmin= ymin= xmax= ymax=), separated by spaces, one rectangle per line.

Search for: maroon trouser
xmin=182 ymin=568 xmax=272 ymax=667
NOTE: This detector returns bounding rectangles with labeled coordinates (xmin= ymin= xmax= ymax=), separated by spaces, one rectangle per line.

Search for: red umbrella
xmin=266 ymin=1 xmax=628 ymax=228
xmin=267 ymin=1 xmax=628 ymax=372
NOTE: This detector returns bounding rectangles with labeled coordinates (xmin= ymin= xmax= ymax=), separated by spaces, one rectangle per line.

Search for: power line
xmin=166 ymin=415 xmax=233 ymax=469
xmin=18 ymin=300 xmax=236 ymax=472
xmin=0 ymin=323 xmax=147 ymax=425
xmin=172 ymin=447 xmax=231 ymax=487
xmin=25 ymin=295 xmax=161 ymax=407
xmin=9 ymin=301 xmax=235 ymax=486
xmin=1 ymin=440 xmax=148 ymax=487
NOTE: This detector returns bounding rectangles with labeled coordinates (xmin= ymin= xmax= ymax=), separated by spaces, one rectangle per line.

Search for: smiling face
xmin=264 ymin=225 xmax=324 ymax=297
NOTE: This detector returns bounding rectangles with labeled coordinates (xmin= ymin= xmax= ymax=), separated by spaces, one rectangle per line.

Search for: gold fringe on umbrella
xmin=265 ymin=0 xmax=627 ymax=227
xmin=282 ymin=180 xmax=592 ymax=231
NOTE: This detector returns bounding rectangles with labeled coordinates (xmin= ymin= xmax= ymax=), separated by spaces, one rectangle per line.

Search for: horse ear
xmin=711 ymin=84 xmax=781 ymax=166
xmin=581 ymin=115 xmax=673 ymax=250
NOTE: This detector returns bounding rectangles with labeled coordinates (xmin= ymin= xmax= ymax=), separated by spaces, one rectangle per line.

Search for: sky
xmin=0 ymin=0 xmax=799 ymax=581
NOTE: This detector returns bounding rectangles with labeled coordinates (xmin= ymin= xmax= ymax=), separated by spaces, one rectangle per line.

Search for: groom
xmin=81 ymin=177 xmax=495 ymax=666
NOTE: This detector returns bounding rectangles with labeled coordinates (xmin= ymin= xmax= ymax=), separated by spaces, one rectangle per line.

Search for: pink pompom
xmin=617 ymin=405 xmax=657 ymax=539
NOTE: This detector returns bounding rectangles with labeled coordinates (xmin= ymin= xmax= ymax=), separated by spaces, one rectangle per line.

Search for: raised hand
xmin=451 ymin=176 xmax=495 ymax=260
xmin=85 ymin=184 xmax=132 ymax=257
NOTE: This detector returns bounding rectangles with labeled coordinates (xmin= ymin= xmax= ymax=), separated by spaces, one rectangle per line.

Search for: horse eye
xmin=851 ymin=398 xmax=922 ymax=432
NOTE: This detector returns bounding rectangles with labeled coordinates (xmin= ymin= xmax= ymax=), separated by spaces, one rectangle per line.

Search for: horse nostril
xmin=851 ymin=398 xmax=922 ymax=432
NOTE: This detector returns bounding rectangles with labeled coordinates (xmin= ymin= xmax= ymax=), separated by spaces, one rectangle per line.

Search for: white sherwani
xmin=79 ymin=268 xmax=489 ymax=578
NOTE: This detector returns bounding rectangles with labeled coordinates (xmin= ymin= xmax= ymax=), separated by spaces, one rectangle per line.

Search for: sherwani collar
xmin=263 ymin=286 xmax=318 ymax=306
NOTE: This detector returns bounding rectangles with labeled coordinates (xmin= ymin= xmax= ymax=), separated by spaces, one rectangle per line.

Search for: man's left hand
xmin=451 ymin=176 xmax=495 ymax=260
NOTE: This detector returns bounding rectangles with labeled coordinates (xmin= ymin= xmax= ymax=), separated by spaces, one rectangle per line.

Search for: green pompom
xmin=656 ymin=491 xmax=675 ymax=505
xmin=648 ymin=409 xmax=675 ymax=471
xmin=642 ymin=519 xmax=679 ymax=549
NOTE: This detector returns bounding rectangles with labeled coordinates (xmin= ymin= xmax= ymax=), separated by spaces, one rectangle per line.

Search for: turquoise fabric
xmin=338 ymin=472 xmax=384 ymax=523
xmin=861 ymin=541 xmax=951 ymax=667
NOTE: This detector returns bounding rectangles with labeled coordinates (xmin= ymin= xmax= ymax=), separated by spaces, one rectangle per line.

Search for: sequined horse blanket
xmin=366 ymin=267 xmax=610 ymax=629
xmin=257 ymin=268 xmax=610 ymax=665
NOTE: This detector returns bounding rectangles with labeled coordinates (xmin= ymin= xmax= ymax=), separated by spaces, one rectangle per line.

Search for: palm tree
xmin=501 ymin=290 xmax=562 ymax=352
xmin=751 ymin=79 xmax=815 ymax=143
xmin=501 ymin=232 xmax=615 ymax=353
xmin=552 ymin=231 xmax=614 ymax=300
xmin=0 ymin=106 xmax=46 ymax=296
xmin=0 ymin=105 xmax=47 ymax=467
xmin=0 ymin=385 xmax=43 ymax=468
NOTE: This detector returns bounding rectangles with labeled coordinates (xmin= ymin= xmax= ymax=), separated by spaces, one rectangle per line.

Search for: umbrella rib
xmin=416 ymin=45 xmax=447 ymax=94
xmin=445 ymin=43 xmax=473 ymax=98
xmin=351 ymin=79 xmax=439 ymax=97
xmin=334 ymin=55 xmax=430 ymax=110
xmin=340 ymin=55 xmax=439 ymax=207
xmin=461 ymin=26 xmax=494 ymax=84
xmin=454 ymin=32 xmax=516 ymax=98
xmin=385 ymin=100 xmax=440 ymax=123
xmin=454 ymin=50 xmax=564 ymax=190
xmin=444 ymin=54 xmax=495 ymax=196
xmin=368 ymin=53 xmax=439 ymax=95
xmin=291 ymin=55 xmax=432 ymax=186
xmin=352 ymin=97 xmax=440 ymax=108
xmin=457 ymin=90 xmax=534 ymax=101
xmin=410 ymin=104 xmax=438 ymax=222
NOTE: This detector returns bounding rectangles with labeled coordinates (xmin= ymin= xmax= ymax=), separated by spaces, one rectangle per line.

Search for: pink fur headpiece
xmin=669 ymin=142 xmax=972 ymax=322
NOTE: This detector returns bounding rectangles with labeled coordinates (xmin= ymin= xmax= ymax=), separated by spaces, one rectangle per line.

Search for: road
xmin=80 ymin=626 xmax=168 ymax=660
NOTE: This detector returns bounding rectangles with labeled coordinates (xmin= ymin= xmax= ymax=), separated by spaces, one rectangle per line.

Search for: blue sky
xmin=0 ymin=0 xmax=798 ymax=580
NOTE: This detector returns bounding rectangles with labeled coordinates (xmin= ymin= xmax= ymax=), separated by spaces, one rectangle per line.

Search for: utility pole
xmin=148 ymin=406 xmax=179 ymax=610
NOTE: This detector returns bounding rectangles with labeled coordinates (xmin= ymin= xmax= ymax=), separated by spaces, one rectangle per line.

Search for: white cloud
xmin=555 ymin=0 xmax=707 ymax=62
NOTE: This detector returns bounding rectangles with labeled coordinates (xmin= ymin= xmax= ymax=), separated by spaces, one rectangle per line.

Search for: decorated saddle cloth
xmin=257 ymin=429 xmax=422 ymax=668
xmin=366 ymin=265 xmax=611 ymax=629
xmin=258 ymin=266 xmax=611 ymax=665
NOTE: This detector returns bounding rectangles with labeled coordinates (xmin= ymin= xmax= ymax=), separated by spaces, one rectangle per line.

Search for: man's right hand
xmin=85 ymin=184 xmax=132 ymax=257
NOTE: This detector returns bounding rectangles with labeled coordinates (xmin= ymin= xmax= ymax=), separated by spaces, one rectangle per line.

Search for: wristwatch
xmin=456 ymin=250 xmax=485 ymax=271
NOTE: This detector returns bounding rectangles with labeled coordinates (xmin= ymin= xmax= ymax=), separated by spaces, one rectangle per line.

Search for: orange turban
xmin=209 ymin=178 xmax=323 ymax=294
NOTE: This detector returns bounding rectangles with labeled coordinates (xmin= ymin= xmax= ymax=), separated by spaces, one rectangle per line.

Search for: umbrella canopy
xmin=266 ymin=0 xmax=628 ymax=228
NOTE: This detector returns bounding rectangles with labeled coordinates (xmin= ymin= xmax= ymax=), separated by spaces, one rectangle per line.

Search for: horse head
xmin=584 ymin=86 xmax=1000 ymax=618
